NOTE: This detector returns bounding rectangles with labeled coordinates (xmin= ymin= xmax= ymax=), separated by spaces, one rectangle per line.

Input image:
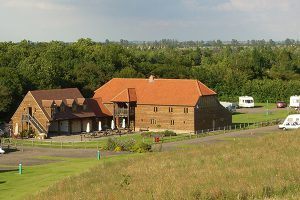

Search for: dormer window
xmin=72 ymin=104 xmax=77 ymax=112
xmin=83 ymin=104 xmax=87 ymax=111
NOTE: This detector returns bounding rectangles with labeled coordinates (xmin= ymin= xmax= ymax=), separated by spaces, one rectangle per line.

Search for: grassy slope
xmin=31 ymin=129 xmax=300 ymax=200
xmin=0 ymin=155 xmax=134 ymax=200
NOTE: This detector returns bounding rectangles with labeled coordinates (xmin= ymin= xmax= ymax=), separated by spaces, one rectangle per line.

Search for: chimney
xmin=149 ymin=75 xmax=155 ymax=83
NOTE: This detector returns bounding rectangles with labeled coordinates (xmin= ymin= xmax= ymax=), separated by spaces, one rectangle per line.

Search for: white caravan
xmin=220 ymin=102 xmax=237 ymax=113
xmin=278 ymin=114 xmax=300 ymax=130
xmin=290 ymin=96 xmax=300 ymax=108
xmin=239 ymin=96 xmax=254 ymax=108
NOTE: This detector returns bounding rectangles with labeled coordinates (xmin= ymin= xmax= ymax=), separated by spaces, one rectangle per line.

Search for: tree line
xmin=0 ymin=38 xmax=300 ymax=121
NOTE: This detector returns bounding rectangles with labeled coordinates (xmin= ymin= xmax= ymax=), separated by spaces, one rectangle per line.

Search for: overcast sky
xmin=0 ymin=0 xmax=299 ymax=42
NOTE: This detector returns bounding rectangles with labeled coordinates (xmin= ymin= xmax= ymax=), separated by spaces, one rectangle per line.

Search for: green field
xmin=233 ymin=103 xmax=289 ymax=124
xmin=0 ymin=154 xmax=136 ymax=200
xmin=24 ymin=129 xmax=300 ymax=199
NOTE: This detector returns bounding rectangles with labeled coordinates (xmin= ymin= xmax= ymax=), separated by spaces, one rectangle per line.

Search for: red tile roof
xmin=111 ymin=88 xmax=137 ymax=102
xmin=30 ymin=88 xmax=84 ymax=120
xmin=86 ymin=98 xmax=112 ymax=117
xmin=93 ymin=78 xmax=216 ymax=106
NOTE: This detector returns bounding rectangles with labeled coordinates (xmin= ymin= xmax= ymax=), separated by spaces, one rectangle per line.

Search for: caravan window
xmin=245 ymin=100 xmax=253 ymax=103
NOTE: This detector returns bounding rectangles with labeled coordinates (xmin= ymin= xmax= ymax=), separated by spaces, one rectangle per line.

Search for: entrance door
xmin=28 ymin=107 xmax=32 ymax=116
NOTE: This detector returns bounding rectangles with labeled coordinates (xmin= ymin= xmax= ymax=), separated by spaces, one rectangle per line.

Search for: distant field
xmin=30 ymin=129 xmax=300 ymax=200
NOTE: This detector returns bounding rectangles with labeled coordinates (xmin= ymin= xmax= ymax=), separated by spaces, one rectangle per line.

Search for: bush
xmin=105 ymin=137 xmax=136 ymax=151
xmin=19 ymin=128 xmax=35 ymax=138
xmin=130 ymin=142 xmax=151 ymax=153
xmin=114 ymin=146 xmax=122 ymax=152
xmin=162 ymin=130 xmax=176 ymax=136
xmin=105 ymin=137 xmax=151 ymax=153
xmin=140 ymin=130 xmax=176 ymax=138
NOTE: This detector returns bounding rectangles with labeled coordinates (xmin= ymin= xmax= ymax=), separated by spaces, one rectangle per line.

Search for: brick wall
xmin=11 ymin=92 xmax=49 ymax=135
xmin=135 ymin=105 xmax=194 ymax=132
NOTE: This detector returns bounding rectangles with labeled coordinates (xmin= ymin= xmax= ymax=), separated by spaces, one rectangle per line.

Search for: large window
xmin=154 ymin=107 xmax=158 ymax=112
xmin=170 ymin=120 xmax=175 ymax=125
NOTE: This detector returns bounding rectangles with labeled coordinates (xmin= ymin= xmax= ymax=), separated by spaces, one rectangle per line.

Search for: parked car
xmin=276 ymin=101 xmax=287 ymax=108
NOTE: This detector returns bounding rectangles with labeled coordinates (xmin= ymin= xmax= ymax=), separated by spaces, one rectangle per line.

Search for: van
xmin=278 ymin=114 xmax=300 ymax=130
xmin=239 ymin=96 xmax=254 ymax=108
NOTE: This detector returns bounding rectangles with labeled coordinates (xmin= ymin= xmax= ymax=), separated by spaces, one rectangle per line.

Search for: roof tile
xmin=94 ymin=78 xmax=216 ymax=106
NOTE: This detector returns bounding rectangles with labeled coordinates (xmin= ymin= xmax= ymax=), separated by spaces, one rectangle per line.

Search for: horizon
xmin=1 ymin=0 xmax=300 ymax=42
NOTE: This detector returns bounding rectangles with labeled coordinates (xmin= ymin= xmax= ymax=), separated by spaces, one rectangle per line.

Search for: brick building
xmin=93 ymin=76 xmax=232 ymax=133
xmin=11 ymin=88 xmax=111 ymax=136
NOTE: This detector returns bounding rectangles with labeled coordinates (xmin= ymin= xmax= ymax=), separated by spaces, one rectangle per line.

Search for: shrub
xmin=114 ymin=146 xmax=122 ymax=152
xmin=105 ymin=138 xmax=151 ymax=153
xmin=105 ymin=137 xmax=136 ymax=151
xmin=141 ymin=130 xmax=176 ymax=138
xmin=130 ymin=142 xmax=151 ymax=153
xmin=162 ymin=130 xmax=176 ymax=136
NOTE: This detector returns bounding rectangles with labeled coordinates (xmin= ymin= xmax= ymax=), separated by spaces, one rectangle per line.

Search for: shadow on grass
xmin=0 ymin=169 xmax=18 ymax=173
xmin=1 ymin=148 xmax=19 ymax=154
xmin=232 ymin=112 xmax=244 ymax=115
xmin=254 ymin=106 xmax=263 ymax=108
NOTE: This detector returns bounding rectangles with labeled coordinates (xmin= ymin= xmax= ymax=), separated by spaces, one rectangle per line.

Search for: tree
xmin=0 ymin=84 xmax=12 ymax=112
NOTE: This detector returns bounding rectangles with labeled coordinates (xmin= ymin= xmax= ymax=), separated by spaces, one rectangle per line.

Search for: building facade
xmin=11 ymin=88 xmax=111 ymax=137
xmin=93 ymin=76 xmax=232 ymax=133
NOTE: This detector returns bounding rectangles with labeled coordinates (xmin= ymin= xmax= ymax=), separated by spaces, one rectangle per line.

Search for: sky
xmin=0 ymin=0 xmax=300 ymax=42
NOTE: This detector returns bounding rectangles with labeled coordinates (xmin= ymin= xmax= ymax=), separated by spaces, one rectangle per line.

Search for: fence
xmin=195 ymin=118 xmax=282 ymax=134
xmin=0 ymin=118 xmax=282 ymax=150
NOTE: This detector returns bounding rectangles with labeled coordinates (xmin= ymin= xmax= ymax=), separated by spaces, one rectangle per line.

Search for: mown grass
xmin=233 ymin=102 xmax=289 ymax=124
xmin=232 ymin=109 xmax=288 ymax=123
xmin=0 ymin=154 xmax=136 ymax=200
xmin=31 ymin=129 xmax=300 ymax=200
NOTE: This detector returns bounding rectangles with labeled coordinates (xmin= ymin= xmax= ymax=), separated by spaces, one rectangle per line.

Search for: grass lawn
xmin=0 ymin=154 xmax=136 ymax=200
xmin=232 ymin=109 xmax=288 ymax=123
xmin=233 ymin=103 xmax=289 ymax=124
xmin=30 ymin=129 xmax=300 ymax=200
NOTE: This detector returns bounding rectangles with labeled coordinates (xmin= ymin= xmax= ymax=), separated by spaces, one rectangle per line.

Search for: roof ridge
xmin=195 ymin=80 xmax=202 ymax=96
xmin=31 ymin=88 xmax=78 ymax=92
xmin=111 ymin=77 xmax=197 ymax=81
